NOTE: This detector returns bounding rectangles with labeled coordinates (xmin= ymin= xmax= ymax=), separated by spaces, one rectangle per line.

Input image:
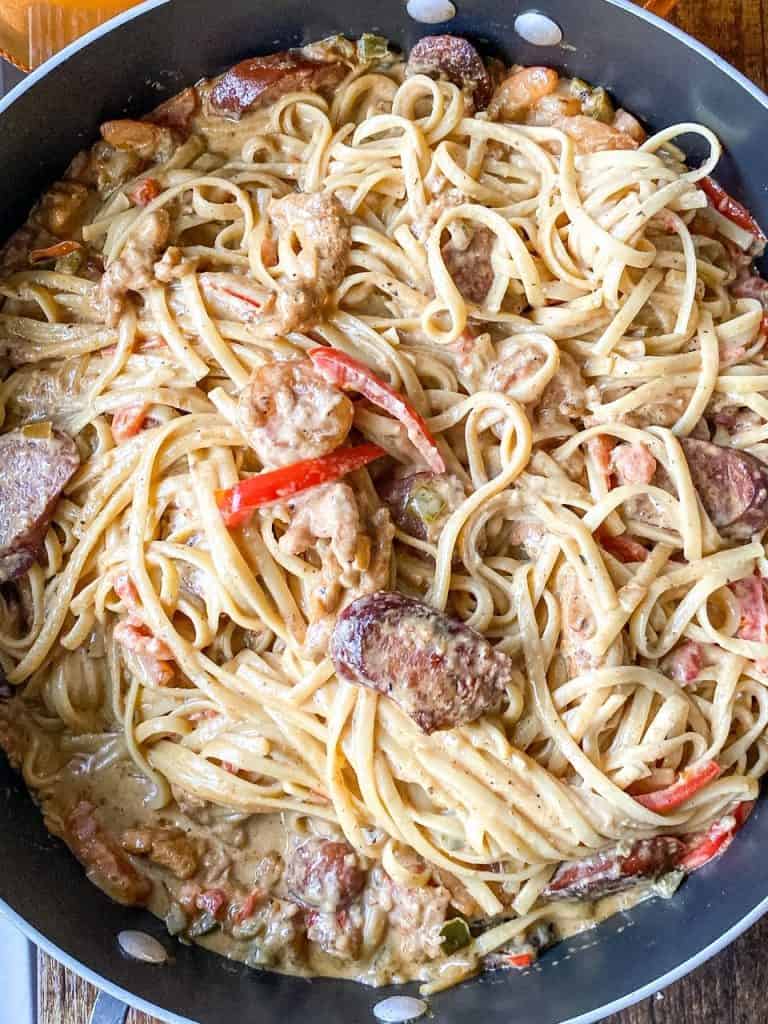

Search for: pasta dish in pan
xmin=1 ymin=33 xmax=768 ymax=991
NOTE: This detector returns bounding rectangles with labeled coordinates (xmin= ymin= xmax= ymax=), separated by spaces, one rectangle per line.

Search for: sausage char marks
xmin=331 ymin=591 xmax=513 ymax=733
xmin=209 ymin=51 xmax=349 ymax=118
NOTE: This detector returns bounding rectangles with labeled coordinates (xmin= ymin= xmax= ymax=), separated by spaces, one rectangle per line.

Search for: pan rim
xmin=1 ymin=0 xmax=768 ymax=1021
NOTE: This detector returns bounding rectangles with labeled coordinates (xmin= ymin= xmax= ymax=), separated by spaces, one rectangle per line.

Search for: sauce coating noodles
xmin=1 ymin=35 xmax=767 ymax=990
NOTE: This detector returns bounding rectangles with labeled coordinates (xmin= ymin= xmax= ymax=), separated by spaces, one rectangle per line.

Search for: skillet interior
xmin=2 ymin=1 xmax=768 ymax=1021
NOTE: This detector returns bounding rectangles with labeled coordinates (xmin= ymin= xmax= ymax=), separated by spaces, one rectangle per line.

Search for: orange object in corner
xmin=0 ymin=0 xmax=139 ymax=71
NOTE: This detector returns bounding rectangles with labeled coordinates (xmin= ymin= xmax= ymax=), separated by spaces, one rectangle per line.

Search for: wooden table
xmin=37 ymin=1 xmax=768 ymax=1021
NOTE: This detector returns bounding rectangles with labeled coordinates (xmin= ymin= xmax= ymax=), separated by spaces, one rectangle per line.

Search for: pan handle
xmin=89 ymin=991 xmax=128 ymax=1024
xmin=642 ymin=0 xmax=681 ymax=17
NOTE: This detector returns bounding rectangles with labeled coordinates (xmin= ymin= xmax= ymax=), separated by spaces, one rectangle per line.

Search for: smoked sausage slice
xmin=285 ymin=837 xmax=365 ymax=911
xmin=330 ymin=591 xmax=512 ymax=733
xmin=544 ymin=837 xmax=685 ymax=901
xmin=210 ymin=52 xmax=348 ymax=118
xmin=405 ymin=36 xmax=493 ymax=111
xmin=0 ymin=429 xmax=79 ymax=582
xmin=681 ymin=438 xmax=768 ymax=539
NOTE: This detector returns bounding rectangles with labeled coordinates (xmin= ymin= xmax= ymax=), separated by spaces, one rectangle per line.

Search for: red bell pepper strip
xmin=700 ymin=177 xmax=767 ymax=241
xmin=29 ymin=239 xmax=83 ymax=263
xmin=217 ymin=443 xmax=385 ymax=528
xmin=680 ymin=800 xmax=755 ymax=871
xmin=506 ymin=952 xmax=534 ymax=969
xmin=634 ymin=760 xmax=722 ymax=813
xmin=596 ymin=525 xmax=649 ymax=563
xmin=586 ymin=435 xmax=616 ymax=491
xmin=112 ymin=403 xmax=149 ymax=443
xmin=309 ymin=347 xmax=445 ymax=474
xmin=127 ymin=177 xmax=162 ymax=207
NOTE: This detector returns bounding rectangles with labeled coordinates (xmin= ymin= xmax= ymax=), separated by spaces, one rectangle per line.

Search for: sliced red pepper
xmin=309 ymin=347 xmax=445 ymax=474
xmin=634 ymin=760 xmax=722 ymax=813
xmin=196 ymin=888 xmax=229 ymax=919
xmin=217 ymin=443 xmax=385 ymax=528
xmin=29 ymin=239 xmax=83 ymax=263
xmin=217 ymin=284 xmax=264 ymax=309
xmin=127 ymin=177 xmax=162 ymax=206
xmin=700 ymin=177 xmax=767 ymax=241
xmin=234 ymin=888 xmax=266 ymax=924
xmin=680 ymin=800 xmax=755 ymax=871
xmin=586 ymin=435 xmax=616 ymax=491
xmin=596 ymin=525 xmax=648 ymax=563
xmin=506 ymin=952 xmax=534 ymax=969
xmin=111 ymin=403 xmax=149 ymax=443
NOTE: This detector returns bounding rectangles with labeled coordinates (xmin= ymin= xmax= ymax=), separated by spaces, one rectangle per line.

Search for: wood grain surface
xmin=36 ymin=1 xmax=768 ymax=1022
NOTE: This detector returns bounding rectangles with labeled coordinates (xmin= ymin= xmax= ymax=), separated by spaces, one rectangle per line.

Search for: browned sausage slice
xmin=285 ymin=837 xmax=365 ymax=911
xmin=406 ymin=35 xmax=493 ymax=111
xmin=146 ymin=87 xmax=199 ymax=133
xmin=209 ymin=52 xmax=348 ymax=118
xmin=543 ymin=837 xmax=685 ymax=901
xmin=0 ymin=429 xmax=80 ymax=582
xmin=378 ymin=471 xmax=466 ymax=543
xmin=681 ymin=438 xmax=768 ymax=539
xmin=330 ymin=591 xmax=512 ymax=733
xmin=443 ymin=225 xmax=496 ymax=304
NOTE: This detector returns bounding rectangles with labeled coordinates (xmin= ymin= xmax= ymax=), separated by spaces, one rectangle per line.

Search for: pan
xmin=2 ymin=1 xmax=768 ymax=1021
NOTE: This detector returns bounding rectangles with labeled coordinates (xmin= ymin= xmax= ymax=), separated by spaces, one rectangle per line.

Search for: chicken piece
xmin=305 ymin=906 xmax=364 ymax=960
xmin=279 ymin=482 xmax=361 ymax=568
xmin=100 ymin=119 xmax=177 ymax=162
xmin=553 ymin=564 xmax=624 ymax=678
xmin=535 ymin=351 xmax=588 ymax=428
xmin=524 ymin=93 xmax=581 ymax=126
xmin=506 ymin=518 xmax=547 ymax=560
xmin=623 ymin=389 xmax=694 ymax=429
xmin=302 ymin=492 xmax=394 ymax=658
xmin=237 ymin=359 xmax=353 ymax=468
xmin=67 ymin=141 xmax=144 ymax=194
xmin=33 ymin=181 xmax=91 ymax=238
xmin=268 ymin=192 xmax=351 ymax=333
xmin=121 ymin=826 xmax=200 ymax=879
xmin=388 ymin=878 xmax=451 ymax=961
xmin=100 ymin=210 xmax=170 ymax=325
